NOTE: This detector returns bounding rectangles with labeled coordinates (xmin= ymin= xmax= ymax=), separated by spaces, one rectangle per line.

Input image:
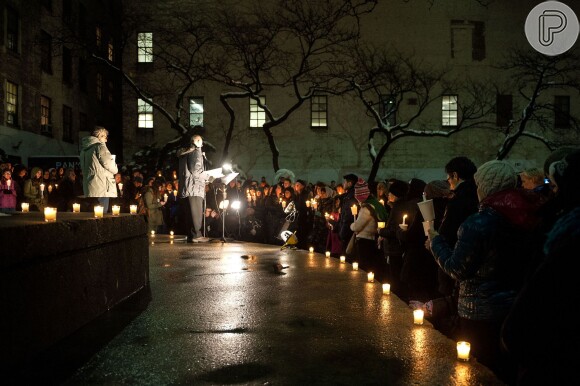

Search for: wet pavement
xmin=14 ymin=237 xmax=504 ymax=385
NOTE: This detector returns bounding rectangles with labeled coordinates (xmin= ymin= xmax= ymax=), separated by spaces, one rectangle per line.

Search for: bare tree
xmin=211 ymin=0 xmax=377 ymax=170
xmin=494 ymin=48 xmax=580 ymax=160
xmin=346 ymin=44 xmax=497 ymax=182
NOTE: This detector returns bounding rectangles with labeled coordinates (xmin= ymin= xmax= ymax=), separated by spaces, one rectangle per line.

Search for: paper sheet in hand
xmin=222 ymin=172 xmax=239 ymax=185
xmin=201 ymin=168 xmax=224 ymax=179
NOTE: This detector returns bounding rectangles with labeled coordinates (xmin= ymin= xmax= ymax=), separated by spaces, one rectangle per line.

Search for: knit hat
xmin=354 ymin=177 xmax=370 ymax=202
xmin=474 ymin=160 xmax=517 ymax=201
xmin=388 ymin=179 xmax=408 ymax=199
xmin=424 ymin=180 xmax=450 ymax=199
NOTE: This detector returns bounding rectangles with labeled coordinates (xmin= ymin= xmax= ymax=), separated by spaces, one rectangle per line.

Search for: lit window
xmin=137 ymin=32 xmax=153 ymax=63
xmin=442 ymin=95 xmax=458 ymax=126
xmin=250 ymin=96 xmax=266 ymax=128
xmin=311 ymin=95 xmax=328 ymax=128
xmin=138 ymin=98 xmax=154 ymax=128
xmin=6 ymin=81 xmax=19 ymax=126
xmin=40 ymin=96 xmax=52 ymax=133
xmin=189 ymin=97 xmax=204 ymax=127
xmin=108 ymin=39 xmax=114 ymax=61
xmin=96 ymin=25 xmax=102 ymax=48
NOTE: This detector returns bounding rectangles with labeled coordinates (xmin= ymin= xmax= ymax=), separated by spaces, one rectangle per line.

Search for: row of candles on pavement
xmin=308 ymin=246 xmax=471 ymax=361
xmin=21 ymin=202 xmax=142 ymax=221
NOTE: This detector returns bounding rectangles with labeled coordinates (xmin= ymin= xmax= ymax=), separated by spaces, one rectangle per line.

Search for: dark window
xmin=42 ymin=0 xmax=52 ymax=12
xmin=63 ymin=0 xmax=72 ymax=25
xmin=472 ymin=22 xmax=486 ymax=61
xmin=63 ymin=105 xmax=73 ymax=142
xmin=78 ymin=57 xmax=87 ymax=92
xmin=6 ymin=6 xmax=19 ymax=53
xmin=79 ymin=112 xmax=87 ymax=133
xmin=41 ymin=30 xmax=53 ymax=74
xmin=554 ymin=95 xmax=570 ymax=129
xmin=96 ymin=73 xmax=103 ymax=102
xmin=63 ymin=47 xmax=72 ymax=84
xmin=451 ymin=20 xmax=486 ymax=61
xmin=108 ymin=80 xmax=114 ymax=104
xmin=78 ymin=4 xmax=87 ymax=38
xmin=379 ymin=94 xmax=396 ymax=127
xmin=496 ymin=94 xmax=513 ymax=127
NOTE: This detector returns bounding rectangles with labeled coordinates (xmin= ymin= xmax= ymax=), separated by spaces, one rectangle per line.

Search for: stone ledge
xmin=0 ymin=213 xmax=149 ymax=370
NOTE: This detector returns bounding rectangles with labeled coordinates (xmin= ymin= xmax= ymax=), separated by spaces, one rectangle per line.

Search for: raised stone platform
xmin=0 ymin=212 xmax=149 ymax=371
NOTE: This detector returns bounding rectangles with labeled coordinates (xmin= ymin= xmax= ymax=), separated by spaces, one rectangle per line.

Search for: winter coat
xmin=379 ymin=198 xmax=407 ymax=258
xmin=338 ymin=188 xmax=357 ymax=242
xmin=430 ymin=188 xmax=543 ymax=322
xmin=144 ymin=187 xmax=164 ymax=232
xmin=79 ymin=136 xmax=118 ymax=198
xmin=0 ymin=179 xmax=18 ymax=209
xmin=23 ymin=175 xmax=47 ymax=210
xmin=178 ymin=146 xmax=206 ymax=198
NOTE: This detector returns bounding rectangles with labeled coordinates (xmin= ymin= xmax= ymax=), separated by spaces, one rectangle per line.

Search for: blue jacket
xmin=430 ymin=189 xmax=543 ymax=322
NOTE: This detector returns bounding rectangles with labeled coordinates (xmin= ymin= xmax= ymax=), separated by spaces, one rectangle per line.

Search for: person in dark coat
xmin=501 ymin=150 xmax=580 ymax=385
xmin=337 ymin=174 xmax=358 ymax=254
xmin=178 ymin=134 xmax=209 ymax=242
xmin=429 ymin=160 xmax=544 ymax=385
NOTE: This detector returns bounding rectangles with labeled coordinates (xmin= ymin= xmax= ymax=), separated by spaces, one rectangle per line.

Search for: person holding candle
xmin=428 ymin=160 xmax=544 ymax=384
xmin=144 ymin=179 xmax=167 ymax=233
xmin=23 ymin=167 xmax=47 ymax=211
xmin=0 ymin=169 xmax=18 ymax=213
xmin=55 ymin=168 xmax=79 ymax=212
xmin=337 ymin=173 xmax=358 ymax=255
xmin=349 ymin=177 xmax=388 ymax=280
xmin=378 ymin=179 xmax=409 ymax=300
xmin=80 ymin=126 xmax=118 ymax=213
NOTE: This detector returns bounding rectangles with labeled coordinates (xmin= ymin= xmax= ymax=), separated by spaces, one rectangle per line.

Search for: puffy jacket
xmin=430 ymin=188 xmax=543 ymax=322
xmin=0 ymin=179 xmax=18 ymax=209
xmin=80 ymin=136 xmax=118 ymax=197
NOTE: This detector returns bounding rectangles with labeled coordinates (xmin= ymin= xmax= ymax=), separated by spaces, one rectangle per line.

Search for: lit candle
xmin=367 ymin=272 xmax=375 ymax=282
xmin=340 ymin=255 xmax=346 ymax=263
xmin=457 ymin=341 xmax=471 ymax=361
xmin=382 ymin=283 xmax=391 ymax=294
xmin=247 ymin=194 xmax=252 ymax=202
xmin=352 ymin=262 xmax=359 ymax=270
xmin=48 ymin=185 xmax=53 ymax=193
xmin=94 ymin=205 xmax=104 ymax=218
xmin=312 ymin=200 xmax=318 ymax=210
xmin=6 ymin=179 xmax=11 ymax=188
xmin=72 ymin=203 xmax=80 ymax=213
xmin=130 ymin=204 xmax=138 ymax=214
xmin=44 ymin=207 xmax=57 ymax=222
xmin=170 ymin=230 xmax=174 ymax=238
xmin=118 ymin=183 xmax=123 ymax=191
xmin=40 ymin=183 xmax=45 ymax=192
xmin=173 ymin=189 xmax=177 ymax=197
xmin=282 ymin=200 xmax=287 ymax=208
xmin=325 ymin=251 xmax=330 ymax=258
xmin=112 ymin=205 xmax=121 ymax=216
xmin=151 ymin=230 xmax=155 ymax=237
xmin=377 ymin=221 xmax=386 ymax=229
xmin=21 ymin=202 xmax=30 ymax=212
xmin=163 ymin=193 xmax=168 ymax=202
xmin=413 ymin=309 xmax=424 ymax=325
xmin=306 ymin=200 xmax=311 ymax=208
xmin=379 ymin=199 xmax=385 ymax=205
xmin=309 ymin=247 xmax=314 ymax=253
xmin=422 ymin=192 xmax=427 ymax=202
xmin=55 ymin=184 xmax=58 ymax=189
xmin=351 ymin=205 xmax=358 ymax=216
xmin=402 ymin=214 xmax=408 ymax=225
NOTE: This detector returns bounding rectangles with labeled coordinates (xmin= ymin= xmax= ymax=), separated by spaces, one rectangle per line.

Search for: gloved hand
xmin=409 ymin=300 xmax=433 ymax=317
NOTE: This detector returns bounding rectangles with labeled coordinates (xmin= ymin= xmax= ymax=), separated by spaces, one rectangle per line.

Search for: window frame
xmin=442 ymin=95 xmax=458 ymax=127
xmin=6 ymin=81 xmax=19 ymax=126
xmin=311 ymin=95 xmax=328 ymax=129
xmin=40 ymin=95 xmax=52 ymax=134
xmin=138 ymin=98 xmax=154 ymax=130
xmin=137 ymin=32 xmax=153 ymax=63
xmin=6 ymin=6 xmax=20 ymax=53
xmin=189 ymin=97 xmax=204 ymax=128
xmin=249 ymin=96 xmax=266 ymax=128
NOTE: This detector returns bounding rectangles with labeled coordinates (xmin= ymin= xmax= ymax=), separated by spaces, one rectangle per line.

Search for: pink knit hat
xmin=354 ymin=177 xmax=370 ymax=202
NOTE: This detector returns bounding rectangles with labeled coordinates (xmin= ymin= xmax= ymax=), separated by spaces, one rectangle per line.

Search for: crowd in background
xmin=1 ymin=146 xmax=579 ymax=385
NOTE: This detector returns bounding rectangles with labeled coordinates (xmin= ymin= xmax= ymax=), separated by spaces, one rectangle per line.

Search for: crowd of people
xmin=1 ymin=135 xmax=579 ymax=384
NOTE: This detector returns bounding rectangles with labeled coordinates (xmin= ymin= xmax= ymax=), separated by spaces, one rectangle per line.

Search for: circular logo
xmin=525 ymin=1 xmax=579 ymax=56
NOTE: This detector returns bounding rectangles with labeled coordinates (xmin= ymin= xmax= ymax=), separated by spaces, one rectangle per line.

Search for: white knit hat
xmin=474 ymin=160 xmax=517 ymax=201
